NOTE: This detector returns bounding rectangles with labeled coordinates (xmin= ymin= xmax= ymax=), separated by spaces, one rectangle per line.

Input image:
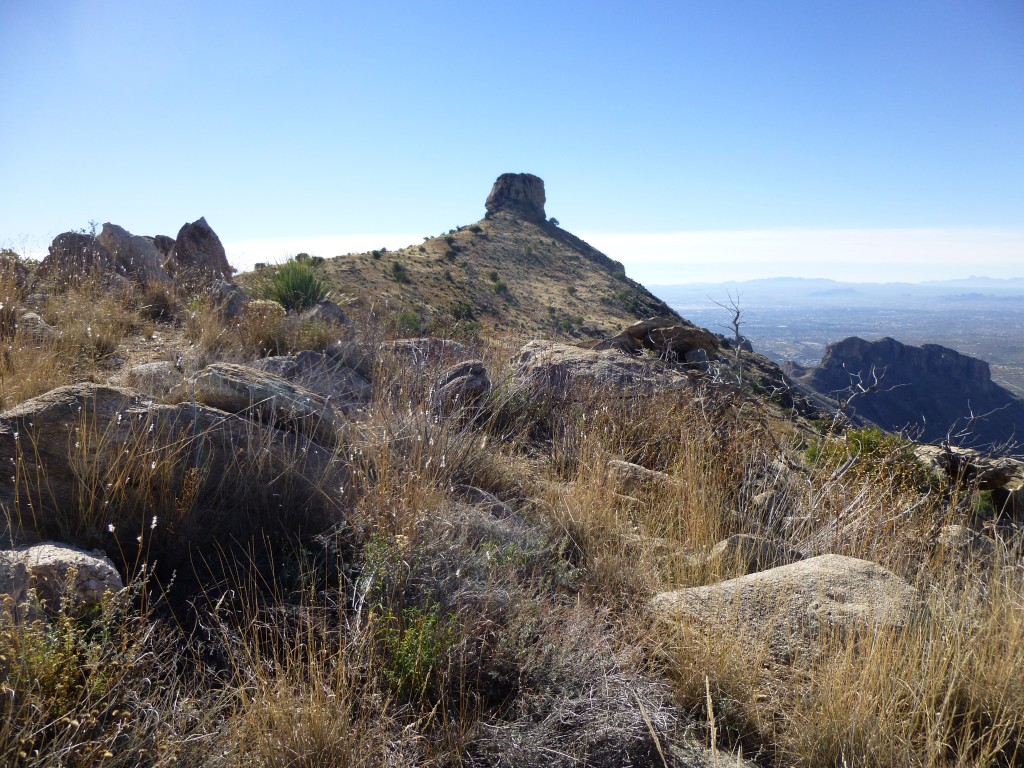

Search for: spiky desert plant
xmin=254 ymin=258 xmax=331 ymax=313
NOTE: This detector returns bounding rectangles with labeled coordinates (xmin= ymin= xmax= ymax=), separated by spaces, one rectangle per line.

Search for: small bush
xmin=255 ymin=259 xmax=331 ymax=312
xmin=493 ymin=280 xmax=510 ymax=297
xmin=390 ymin=261 xmax=410 ymax=284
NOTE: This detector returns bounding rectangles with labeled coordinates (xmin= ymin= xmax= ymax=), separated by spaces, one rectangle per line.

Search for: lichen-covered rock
xmin=652 ymin=554 xmax=920 ymax=660
xmin=1 ymin=542 xmax=122 ymax=613
xmin=184 ymin=362 xmax=344 ymax=446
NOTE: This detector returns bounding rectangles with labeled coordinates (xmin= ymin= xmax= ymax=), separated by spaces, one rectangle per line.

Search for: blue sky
xmin=2 ymin=1 xmax=1022 ymax=282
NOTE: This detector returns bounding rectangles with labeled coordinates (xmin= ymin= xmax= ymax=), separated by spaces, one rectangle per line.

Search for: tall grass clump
xmin=254 ymin=259 xmax=331 ymax=312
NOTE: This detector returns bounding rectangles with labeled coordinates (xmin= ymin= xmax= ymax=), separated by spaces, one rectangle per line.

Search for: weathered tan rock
xmin=96 ymin=223 xmax=171 ymax=284
xmin=652 ymin=554 xmax=920 ymax=660
xmin=254 ymin=351 xmax=371 ymax=412
xmin=165 ymin=217 xmax=232 ymax=284
xmin=1 ymin=542 xmax=122 ymax=612
xmin=705 ymin=533 xmax=803 ymax=575
xmin=606 ymin=459 xmax=673 ymax=495
xmin=184 ymin=362 xmax=343 ymax=446
xmin=112 ymin=361 xmax=182 ymax=398
xmin=513 ymin=340 xmax=686 ymax=396
xmin=15 ymin=311 xmax=58 ymax=343
xmin=432 ymin=360 xmax=491 ymax=414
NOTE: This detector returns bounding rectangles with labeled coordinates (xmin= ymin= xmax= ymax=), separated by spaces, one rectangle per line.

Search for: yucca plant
xmin=255 ymin=258 xmax=332 ymax=312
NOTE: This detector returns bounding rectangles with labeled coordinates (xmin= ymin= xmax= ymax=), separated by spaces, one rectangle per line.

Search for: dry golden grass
xmin=2 ymin=273 xmax=1023 ymax=767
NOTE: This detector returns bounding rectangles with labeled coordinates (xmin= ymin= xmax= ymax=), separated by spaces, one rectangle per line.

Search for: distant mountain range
xmin=649 ymin=277 xmax=1024 ymax=308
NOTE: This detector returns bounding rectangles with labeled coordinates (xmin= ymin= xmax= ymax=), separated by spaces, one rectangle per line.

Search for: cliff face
xmin=798 ymin=336 xmax=1024 ymax=453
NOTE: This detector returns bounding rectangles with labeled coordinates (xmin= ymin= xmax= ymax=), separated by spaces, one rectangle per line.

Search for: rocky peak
xmin=819 ymin=337 xmax=993 ymax=390
xmin=485 ymin=173 xmax=546 ymax=222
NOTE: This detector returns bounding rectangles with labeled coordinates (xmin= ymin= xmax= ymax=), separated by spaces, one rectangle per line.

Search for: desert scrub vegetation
xmin=2 ymin=269 xmax=1024 ymax=766
xmin=252 ymin=257 xmax=331 ymax=312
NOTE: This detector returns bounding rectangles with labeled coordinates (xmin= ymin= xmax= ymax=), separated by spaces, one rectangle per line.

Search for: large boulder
xmin=600 ymin=317 xmax=721 ymax=360
xmin=512 ymin=340 xmax=686 ymax=397
xmin=184 ymin=362 xmax=344 ymax=446
xmin=37 ymin=232 xmax=123 ymax=283
xmin=0 ymin=383 xmax=339 ymax=547
xmin=298 ymin=298 xmax=348 ymax=327
xmin=484 ymin=172 xmax=547 ymax=222
xmin=1 ymin=542 xmax=122 ymax=613
xmin=165 ymin=217 xmax=233 ymax=284
xmin=652 ymin=554 xmax=920 ymax=660
xmin=95 ymin=222 xmax=171 ymax=284
xmin=253 ymin=351 xmax=371 ymax=413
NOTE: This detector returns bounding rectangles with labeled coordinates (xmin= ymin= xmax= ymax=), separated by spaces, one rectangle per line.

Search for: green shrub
xmin=376 ymin=603 xmax=458 ymax=701
xmin=390 ymin=261 xmax=410 ymax=284
xmin=255 ymin=259 xmax=331 ymax=312
xmin=487 ymin=270 xmax=499 ymax=283
xmin=493 ymin=280 xmax=509 ymax=297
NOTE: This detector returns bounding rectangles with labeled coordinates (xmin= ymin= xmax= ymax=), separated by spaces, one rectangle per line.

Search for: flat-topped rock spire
xmin=485 ymin=172 xmax=546 ymax=222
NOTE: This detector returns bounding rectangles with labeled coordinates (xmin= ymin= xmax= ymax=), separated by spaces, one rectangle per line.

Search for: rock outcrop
xmin=485 ymin=172 xmax=547 ymax=222
xmin=96 ymin=223 xmax=171 ymax=284
xmin=166 ymin=217 xmax=233 ymax=283
xmin=513 ymin=340 xmax=687 ymax=396
xmin=796 ymin=337 xmax=1024 ymax=453
xmin=652 ymin=555 xmax=920 ymax=660
xmin=183 ymin=362 xmax=345 ymax=447
xmin=599 ymin=317 xmax=720 ymax=359
xmin=38 ymin=232 xmax=123 ymax=282
xmin=0 ymin=383 xmax=339 ymax=547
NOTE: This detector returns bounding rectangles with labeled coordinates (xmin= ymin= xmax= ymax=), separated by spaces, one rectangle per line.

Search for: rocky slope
xmin=315 ymin=173 xmax=678 ymax=338
xmin=791 ymin=335 xmax=1024 ymax=453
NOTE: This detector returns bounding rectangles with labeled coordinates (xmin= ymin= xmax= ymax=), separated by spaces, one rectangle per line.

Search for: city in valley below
xmin=653 ymin=278 xmax=1024 ymax=397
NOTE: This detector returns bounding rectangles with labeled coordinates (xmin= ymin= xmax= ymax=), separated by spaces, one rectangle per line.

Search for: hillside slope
xmin=318 ymin=173 xmax=678 ymax=337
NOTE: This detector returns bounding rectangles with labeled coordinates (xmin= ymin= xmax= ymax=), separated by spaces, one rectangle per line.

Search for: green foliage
xmin=390 ymin=308 xmax=426 ymax=335
xmin=450 ymin=300 xmax=476 ymax=321
xmin=468 ymin=225 xmax=482 ymax=234
xmin=255 ymin=258 xmax=331 ymax=312
xmin=390 ymin=261 xmax=410 ymax=283
xmin=566 ymin=286 xmax=577 ymax=297
xmin=492 ymin=280 xmax=510 ymax=297
xmin=487 ymin=270 xmax=499 ymax=283
xmin=807 ymin=426 xmax=927 ymax=487
xmin=376 ymin=603 xmax=458 ymax=701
